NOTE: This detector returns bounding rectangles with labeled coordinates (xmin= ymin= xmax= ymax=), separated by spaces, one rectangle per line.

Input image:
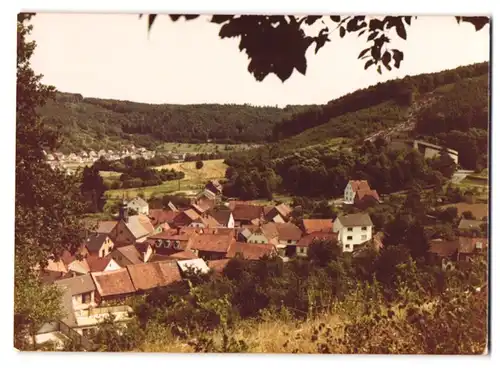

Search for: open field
xmin=153 ymin=159 xmax=227 ymax=182
xmin=105 ymin=159 xmax=227 ymax=200
xmin=100 ymin=170 xmax=121 ymax=178
xmin=106 ymin=181 xmax=194 ymax=199
xmin=156 ymin=142 xmax=261 ymax=154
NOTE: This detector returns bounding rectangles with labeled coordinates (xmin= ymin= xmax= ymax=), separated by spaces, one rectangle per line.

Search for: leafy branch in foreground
xmin=139 ymin=14 xmax=489 ymax=82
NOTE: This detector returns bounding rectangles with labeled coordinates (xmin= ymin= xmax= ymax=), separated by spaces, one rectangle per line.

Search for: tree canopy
xmin=15 ymin=13 xmax=87 ymax=349
xmin=142 ymin=14 xmax=489 ymax=82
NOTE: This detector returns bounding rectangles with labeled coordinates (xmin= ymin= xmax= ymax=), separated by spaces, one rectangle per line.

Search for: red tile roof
xmin=226 ymin=242 xmax=277 ymax=260
xmin=349 ymin=180 xmax=371 ymax=192
xmin=91 ymin=268 xmax=136 ymax=297
xmin=126 ymin=261 xmax=182 ymax=291
xmin=296 ymin=231 xmax=339 ymax=247
xmin=86 ymin=254 xmax=116 ymax=272
xmin=96 ymin=221 xmax=118 ymax=234
xmin=302 ymin=219 xmax=333 ymax=234
xmin=355 ymin=189 xmax=381 ymax=202
xmin=148 ymin=209 xmax=178 ymax=227
xmin=166 ymin=250 xmax=198 ymax=260
xmin=275 ymin=222 xmax=303 ymax=241
xmin=275 ymin=203 xmax=292 ymax=219
xmin=190 ymin=233 xmax=235 ymax=253
xmin=207 ymin=259 xmax=230 ymax=274
xmin=231 ymin=204 xmax=264 ymax=221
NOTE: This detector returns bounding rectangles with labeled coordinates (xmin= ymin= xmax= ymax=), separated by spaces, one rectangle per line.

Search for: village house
xmin=264 ymin=203 xmax=293 ymax=223
xmin=86 ymin=254 xmax=121 ymax=273
xmin=333 ymin=213 xmax=373 ymax=252
xmin=261 ymin=222 xmax=303 ymax=256
xmin=189 ymin=233 xmax=236 ymax=260
xmin=39 ymin=249 xmax=91 ymax=279
xmin=238 ymin=226 xmax=269 ymax=244
xmin=354 ymin=189 xmax=381 ymax=209
xmin=191 ymin=202 xmax=213 ymax=215
xmin=111 ymin=245 xmax=146 ymax=267
xmin=109 ymin=204 xmax=155 ymax=245
xmin=55 ymin=274 xmax=97 ymax=311
xmin=148 ymin=208 xmax=177 ymax=233
xmin=84 ymin=233 xmax=115 ymax=258
xmin=226 ymin=242 xmax=277 ymax=261
xmin=95 ymin=220 xmax=119 ymax=235
xmin=207 ymin=259 xmax=231 ymax=275
xmin=173 ymin=209 xmax=203 ymax=227
xmin=126 ymin=261 xmax=183 ymax=293
xmin=428 ymin=237 xmax=488 ymax=271
xmin=189 ymin=213 xmax=221 ymax=228
xmin=205 ymin=179 xmax=223 ymax=195
xmin=294 ymin=231 xmax=339 ymax=258
xmin=91 ymin=268 xmax=137 ymax=304
xmin=209 ymin=209 xmax=235 ymax=228
xmin=301 ymin=219 xmax=333 ymax=234
xmin=35 ymin=274 xmax=134 ymax=348
xmin=230 ymin=203 xmax=265 ymax=227
xmin=126 ymin=197 xmax=150 ymax=216
xmin=177 ymin=258 xmax=211 ymax=275
xmin=344 ymin=180 xmax=380 ymax=206
xmin=145 ymin=228 xmax=200 ymax=262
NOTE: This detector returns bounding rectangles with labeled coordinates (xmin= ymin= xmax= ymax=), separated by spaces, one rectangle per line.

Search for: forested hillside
xmin=39 ymin=62 xmax=488 ymax=156
xmin=38 ymin=93 xmax=309 ymax=153
xmin=273 ymin=62 xmax=488 ymax=141
xmin=223 ymin=62 xmax=489 ymax=200
xmin=414 ymin=74 xmax=489 ymax=170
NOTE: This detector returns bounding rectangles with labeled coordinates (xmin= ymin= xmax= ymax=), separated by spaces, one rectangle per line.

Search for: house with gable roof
xmin=110 ymin=203 xmax=155 ymax=246
xmin=333 ymin=213 xmax=373 ymax=252
xmin=84 ymin=233 xmax=115 ymax=258
xmin=344 ymin=180 xmax=380 ymax=206
xmin=126 ymin=197 xmax=149 ymax=216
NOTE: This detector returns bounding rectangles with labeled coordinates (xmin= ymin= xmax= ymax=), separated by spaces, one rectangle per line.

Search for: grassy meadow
xmin=105 ymin=159 xmax=228 ymax=200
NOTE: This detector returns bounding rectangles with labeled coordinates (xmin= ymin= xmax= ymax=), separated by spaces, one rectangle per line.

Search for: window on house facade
xmin=361 ymin=235 xmax=367 ymax=240
xmin=81 ymin=292 xmax=91 ymax=304
xmin=347 ymin=227 xmax=353 ymax=232
xmin=347 ymin=236 xmax=353 ymax=240
xmin=100 ymin=249 xmax=105 ymax=258
xmin=361 ymin=226 xmax=367 ymax=231
xmin=345 ymin=244 xmax=351 ymax=250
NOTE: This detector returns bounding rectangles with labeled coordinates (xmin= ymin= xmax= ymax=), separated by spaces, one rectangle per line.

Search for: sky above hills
xmin=29 ymin=14 xmax=490 ymax=107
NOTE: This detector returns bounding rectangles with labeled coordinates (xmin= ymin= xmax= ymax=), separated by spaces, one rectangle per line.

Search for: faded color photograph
xmin=15 ymin=13 xmax=489 ymax=353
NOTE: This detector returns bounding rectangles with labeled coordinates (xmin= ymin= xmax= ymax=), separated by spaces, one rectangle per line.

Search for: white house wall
xmin=339 ymin=225 xmax=372 ymax=252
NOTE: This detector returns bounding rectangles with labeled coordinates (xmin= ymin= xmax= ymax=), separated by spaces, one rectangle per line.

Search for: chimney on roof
xmin=177 ymin=227 xmax=181 ymax=235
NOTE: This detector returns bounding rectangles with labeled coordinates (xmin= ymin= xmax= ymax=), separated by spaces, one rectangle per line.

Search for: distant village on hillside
xmin=43 ymin=145 xmax=191 ymax=174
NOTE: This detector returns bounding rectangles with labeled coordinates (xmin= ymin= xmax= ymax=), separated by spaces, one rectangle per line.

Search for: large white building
xmin=333 ymin=213 xmax=373 ymax=252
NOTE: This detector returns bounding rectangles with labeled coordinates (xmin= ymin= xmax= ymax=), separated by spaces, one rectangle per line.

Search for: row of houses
xmin=44 ymin=146 xmax=156 ymax=168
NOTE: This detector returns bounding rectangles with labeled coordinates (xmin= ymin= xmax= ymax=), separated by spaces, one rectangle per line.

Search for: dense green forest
xmin=273 ymin=62 xmax=488 ymax=141
xmin=38 ymin=93 xmax=309 ymax=153
xmin=414 ymin=75 xmax=489 ymax=170
xmin=39 ymin=62 xmax=487 ymax=158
